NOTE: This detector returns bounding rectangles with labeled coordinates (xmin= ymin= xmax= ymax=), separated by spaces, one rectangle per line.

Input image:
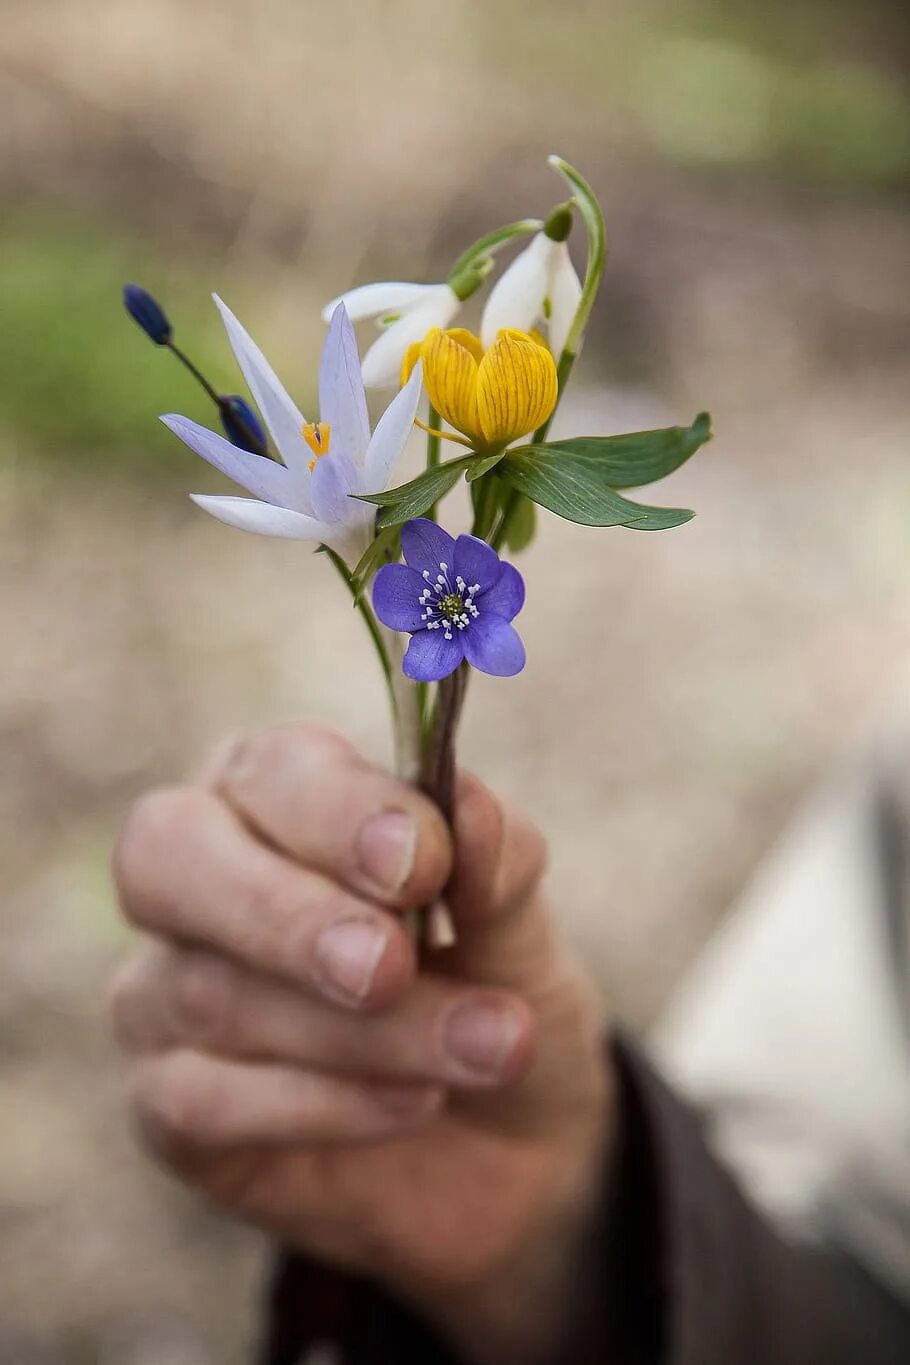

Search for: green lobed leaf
xmin=495 ymin=443 xmax=696 ymax=531
xmin=528 ymin=412 xmax=712 ymax=489
xmin=368 ymin=466 xmax=466 ymax=528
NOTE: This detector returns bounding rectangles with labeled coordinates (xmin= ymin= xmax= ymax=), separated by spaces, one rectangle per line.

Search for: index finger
xmin=203 ymin=724 xmax=452 ymax=909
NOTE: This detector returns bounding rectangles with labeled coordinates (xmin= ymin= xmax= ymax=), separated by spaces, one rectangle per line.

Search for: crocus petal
xmin=321 ymin=282 xmax=440 ymax=324
xmin=478 ymin=562 xmax=525 ymax=621
xmin=480 ymin=233 xmax=552 ymax=350
xmin=309 ymin=451 xmax=360 ymax=526
xmin=161 ymin=414 xmax=293 ymax=506
xmin=362 ymin=362 xmax=423 ymax=492
xmin=452 ymin=534 xmax=502 ymax=593
xmin=401 ymin=518 xmax=456 ymax=577
xmin=463 ymin=614 xmax=526 ymax=677
xmin=320 ymin=304 xmax=370 ymax=464
xmin=402 ymin=629 xmax=465 ymax=682
xmin=372 ymin=563 xmax=427 ymax=632
xmin=360 ymin=286 xmax=460 ymax=388
xmin=189 ymin=494 xmax=333 ymax=542
xmin=212 ymin=295 xmax=312 ymax=486
xmin=547 ymin=241 xmax=583 ymax=360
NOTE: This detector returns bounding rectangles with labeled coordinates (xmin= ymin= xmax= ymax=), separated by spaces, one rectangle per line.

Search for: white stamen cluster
xmin=419 ymin=561 xmax=481 ymax=641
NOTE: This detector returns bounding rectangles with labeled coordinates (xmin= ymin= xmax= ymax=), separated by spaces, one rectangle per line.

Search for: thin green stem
xmin=425 ymin=403 xmax=441 ymax=520
xmin=322 ymin=545 xmax=393 ymax=691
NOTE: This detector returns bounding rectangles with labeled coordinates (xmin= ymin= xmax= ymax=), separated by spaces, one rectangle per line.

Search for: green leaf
xmin=529 ymin=412 xmax=712 ymax=489
xmin=356 ymin=464 xmax=464 ymax=528
xmin=503 ymin=495 xmax=537 ymax=553
xmin=465 ymin=452 xmax=506 ymax=482
xmin=495 ymin=442 xmax=695 ymax=531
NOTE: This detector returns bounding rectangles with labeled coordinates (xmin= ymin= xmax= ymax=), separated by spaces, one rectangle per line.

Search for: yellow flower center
xmin=401 ymin=327 xmax=558 ymax=452
xmin=302 ymin=420 xmax=332 ymax=472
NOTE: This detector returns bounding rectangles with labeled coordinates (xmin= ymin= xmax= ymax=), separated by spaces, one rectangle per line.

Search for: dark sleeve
xmin=257 ymin=1034 xmax=910 ymax=1365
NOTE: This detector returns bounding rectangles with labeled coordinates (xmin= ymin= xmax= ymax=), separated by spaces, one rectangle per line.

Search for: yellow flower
xmin=401 ymin=326 xmax=557 ymax=452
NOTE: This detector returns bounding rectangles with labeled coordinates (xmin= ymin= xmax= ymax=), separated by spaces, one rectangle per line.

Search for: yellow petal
xmin=443 ymin=328 xmax=485 ymax=365
xmin=476 ymin=330 xmax=558 ymax=446
xmin=421 ymin=328 xmax=482 ymax=442
xmin=400 ymin=340 xmax=423 ymax=387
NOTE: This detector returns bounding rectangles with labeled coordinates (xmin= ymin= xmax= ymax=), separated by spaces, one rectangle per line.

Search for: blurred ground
xmin=1 ymin=0 xmax=909 ymax=1360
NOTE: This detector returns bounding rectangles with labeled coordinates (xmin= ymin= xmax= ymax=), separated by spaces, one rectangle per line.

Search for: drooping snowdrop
xmin=321 ymin=281 xmax=461 ymax=390
xmin=480 ymin=209 xmax=582 ymax=361
xmin=161 ymin=298 xmax=422 ymax=563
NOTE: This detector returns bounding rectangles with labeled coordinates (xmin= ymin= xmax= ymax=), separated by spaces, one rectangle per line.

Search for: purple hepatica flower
xmin=373 ymin=519 xmax=526 ymax=682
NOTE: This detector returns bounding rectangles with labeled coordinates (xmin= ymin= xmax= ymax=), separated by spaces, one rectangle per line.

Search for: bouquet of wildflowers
xmin=125 ymin=155 xmax=711 ymax=942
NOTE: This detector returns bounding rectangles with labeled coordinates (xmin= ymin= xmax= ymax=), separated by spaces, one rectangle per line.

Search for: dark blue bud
xmin=219 ymin=395 xmax=268 ymax=455
xmin=123 ymin=283 xmax=172 ymax=345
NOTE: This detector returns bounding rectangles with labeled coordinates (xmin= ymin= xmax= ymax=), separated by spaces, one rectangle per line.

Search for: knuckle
xmin=172 ymin=953 xmax=235 ymax=1042
xmin=136 ymin=1052 xmax=217 ymax=1145
xmin=107 ymin=959 xmax=143 ymax=1044
xmin=213 ymin=723 xmax=353 ymax=798
xmin=113 ymin=787 xmax=203 ymax=914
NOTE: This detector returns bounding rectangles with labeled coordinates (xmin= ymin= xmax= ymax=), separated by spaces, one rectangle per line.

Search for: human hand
xmin=110 ymin=725 xmax=612 ymax=1363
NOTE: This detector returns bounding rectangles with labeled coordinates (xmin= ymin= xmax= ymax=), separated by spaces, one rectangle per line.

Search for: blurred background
xmin=1 ymin=0 xmax=909 ymax=1358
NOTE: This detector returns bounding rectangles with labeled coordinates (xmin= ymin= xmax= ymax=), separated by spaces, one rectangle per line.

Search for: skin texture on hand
xmin=110 ymin=725 xmax=612 ymax=1364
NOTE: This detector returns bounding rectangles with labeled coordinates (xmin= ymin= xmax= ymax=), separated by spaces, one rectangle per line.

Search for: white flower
xmin=322 ymin=281 xmax=460 ymax=389
xmin=480 ymin=232 xmax=582 ymax=360
xmin=162 ymin=297 xmax=423 ymax=562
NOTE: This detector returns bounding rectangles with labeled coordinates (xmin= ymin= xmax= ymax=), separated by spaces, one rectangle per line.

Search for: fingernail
xmin=444 ymin=1001 xmax=524 ymax=1080
xmin=315 ymin=918 xmax=389 ymax=1005
xmin=356 ymin=811 xmax=417 ymax=894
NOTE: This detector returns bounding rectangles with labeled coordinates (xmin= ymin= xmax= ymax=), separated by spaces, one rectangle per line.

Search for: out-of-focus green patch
xmin=0 ymin=212 xmax=243 ymax=473
xmin=636 ymin=36 xmax=910 ymax=182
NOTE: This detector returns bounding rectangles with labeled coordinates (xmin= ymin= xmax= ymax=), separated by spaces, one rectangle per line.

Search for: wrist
xmin=424 ymin=1063 xmax=615 ymax=1364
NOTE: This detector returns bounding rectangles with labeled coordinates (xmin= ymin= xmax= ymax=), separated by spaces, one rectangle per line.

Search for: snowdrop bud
xmin=219 ymin=395 xmax=268 ymax=456
xmin=123 ymin=283 xmax=172 ymax=345
xmin=543 ymin=201 xmax=573 ymax=243
xmin=447 ymin=260 xmax=492 ymax=303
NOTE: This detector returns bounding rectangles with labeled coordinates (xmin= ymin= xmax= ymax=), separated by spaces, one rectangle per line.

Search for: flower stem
xmin=425 ymin=403 xmax=442 ymax=518
xmin=322 ymin=545 xmax=393 ymax=685
xmin=492 ymin=157 xmax=607 ymax=552
xmin=419 ymin=664 xmax=469 ymax=824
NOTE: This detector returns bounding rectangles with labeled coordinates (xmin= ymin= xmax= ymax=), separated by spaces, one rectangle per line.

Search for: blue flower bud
xmin=123 ymin=284 xmax=172 ymax=345
xmin=219 ymin=395 xmax=268 ymax=455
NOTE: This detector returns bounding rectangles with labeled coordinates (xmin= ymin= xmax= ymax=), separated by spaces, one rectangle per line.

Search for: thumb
xmin=441 ymin=771 xmax=557 ymax=994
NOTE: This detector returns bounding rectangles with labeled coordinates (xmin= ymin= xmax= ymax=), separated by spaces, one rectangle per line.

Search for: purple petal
xmin=401 ymin=519 xmax=456 ymax=577
xmin=320 ymin=304 xmax=370 ymax=463
xmin=477 ymin=562 xmax=525 ymax=622
xmin=453 ymin=534 xmax=503 ymax=593
xmin=464 ymin=614 xmax=526 ymax=677
xmin=363 ymin=361 xmax=423 ymax=492
xmin=161 ymin=414 xmax=292 ymax=506
xmin=212 ymin=295 xmax=311 ymax=480
xmin=402 ymin=629 xmax=465 ymax=682
xmin=372 ymin=563 xmax=426 ymax=632
xmin=189 ymin=494 xmax=332 ymax=541
xmin=309 ymin=452 xmax=358 ymax=525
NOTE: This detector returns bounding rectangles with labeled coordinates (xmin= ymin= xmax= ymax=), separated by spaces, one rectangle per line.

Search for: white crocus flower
xmin=322 ymin=281 xmax=460 ymax=389
xmin=480 ymin=232 xmax=582 ymax=360
xmin=161 ymin=297 xmax=422 ymax=563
